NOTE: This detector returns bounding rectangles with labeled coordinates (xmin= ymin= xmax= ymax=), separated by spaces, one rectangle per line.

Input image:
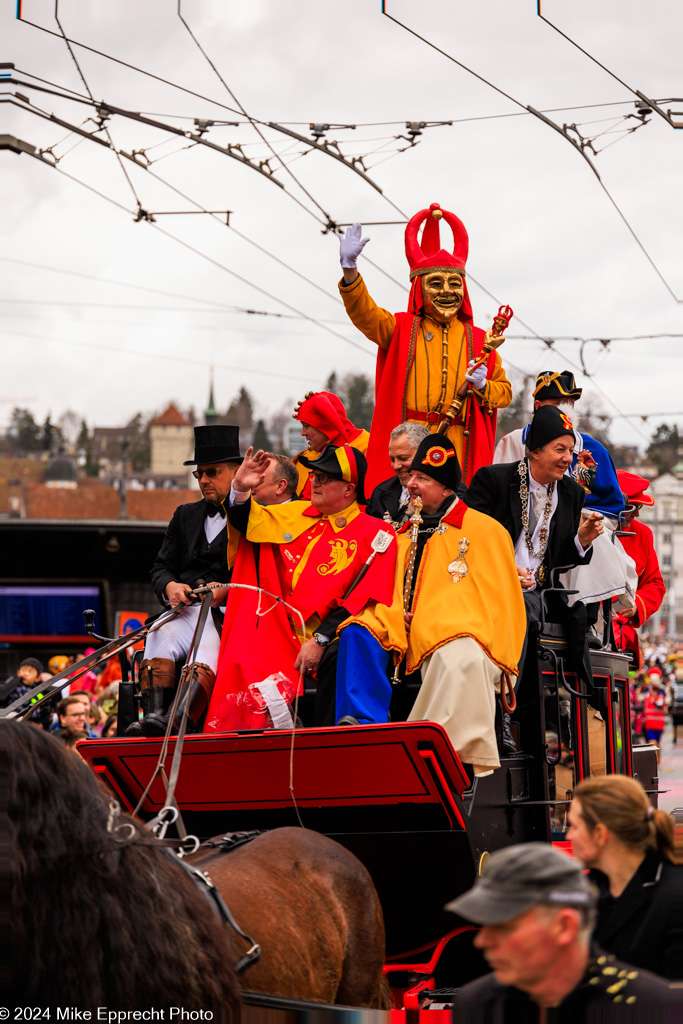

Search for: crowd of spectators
xmin=0 ymin=649 xmax=122 ymax=749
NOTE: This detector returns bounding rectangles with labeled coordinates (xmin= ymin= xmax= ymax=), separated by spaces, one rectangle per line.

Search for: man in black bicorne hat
xmin=127 ymin=425 xmax=243 ymax=737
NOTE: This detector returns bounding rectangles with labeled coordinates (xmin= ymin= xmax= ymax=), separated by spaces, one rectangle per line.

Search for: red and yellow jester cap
xmin=404 ymin=202 xmax=473 ymax=321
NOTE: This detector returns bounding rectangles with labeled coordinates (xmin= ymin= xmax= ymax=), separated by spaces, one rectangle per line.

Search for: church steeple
xmin=205 ymin=367 xmax=218 ymax=426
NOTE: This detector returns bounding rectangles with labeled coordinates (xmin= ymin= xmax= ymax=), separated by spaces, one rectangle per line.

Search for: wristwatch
xmin=313 ymin=632 xmax=330 ymax=647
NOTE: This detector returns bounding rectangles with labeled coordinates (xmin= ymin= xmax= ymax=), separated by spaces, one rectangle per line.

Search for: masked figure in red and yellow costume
xmin=205 ymin=444 xmax=396 ymax=730
xmin=338 ymin=203 xmax=512 ymax=493
xmin=292 ymin=390 xmax=369 ymax=500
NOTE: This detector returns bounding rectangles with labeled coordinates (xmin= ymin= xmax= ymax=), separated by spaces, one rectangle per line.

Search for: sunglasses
xmin=310 ymin=472 xmax=340 ymax=485
xmin=193 ymin=467 xmax=223 ymax=480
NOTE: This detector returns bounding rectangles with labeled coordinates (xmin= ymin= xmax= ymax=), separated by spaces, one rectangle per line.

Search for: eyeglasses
xmin=193 ymin=467 xmax=222 ymax=480
xmin=309 ymin=472 xmax=339 ymax=485
xmin=65 ymin=711 xmax=87 ymax=719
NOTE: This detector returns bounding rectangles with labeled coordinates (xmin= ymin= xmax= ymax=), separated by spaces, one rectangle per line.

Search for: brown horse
xmin=190 ymin=828 xmax=388 ymax=1007
xmin=5 ymin=720 xmax=387 ymax=1011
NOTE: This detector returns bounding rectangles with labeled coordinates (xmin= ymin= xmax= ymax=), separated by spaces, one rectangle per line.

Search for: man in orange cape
xmin=338 ymin=203 xmax=512 ymax=492
xmin=205 ymin=444 xmax=396 ymax=730
xmin=336 ymin=435 xmax=526 ymax=777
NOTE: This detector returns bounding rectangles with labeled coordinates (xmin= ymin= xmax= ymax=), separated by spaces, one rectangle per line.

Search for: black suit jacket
xmin=463 ymin=461 xmax=592 ymax=578
xmin=366 ymin=476 xmax=406 ymax=523
xmin=151 ymin=499 xmax=230 ymax=605
xmin=591 ymin=852 xmax=683 ymax=980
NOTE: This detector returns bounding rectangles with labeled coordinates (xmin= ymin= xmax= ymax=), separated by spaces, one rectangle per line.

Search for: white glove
xmin=465 ymin=359 xmax=487 ymax=390
xmin=339 ymin=223 xmax=370 ymax=269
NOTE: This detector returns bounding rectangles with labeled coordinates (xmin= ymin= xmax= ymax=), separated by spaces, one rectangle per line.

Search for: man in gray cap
xmin=446 ymin=843 xmax=675 ymax=1017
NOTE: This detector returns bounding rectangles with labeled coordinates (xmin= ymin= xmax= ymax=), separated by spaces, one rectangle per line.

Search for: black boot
xmin=131 ymin=657 xmax=177 ymax=737
xmin=125 ymin=686 xmax=152 ymax=737
xmin=141 ymin=685 xmax=177 ymax=737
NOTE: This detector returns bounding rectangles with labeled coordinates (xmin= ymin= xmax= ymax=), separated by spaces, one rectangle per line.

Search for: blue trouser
xmin=335 ymin=623 xmax=393 ymax=724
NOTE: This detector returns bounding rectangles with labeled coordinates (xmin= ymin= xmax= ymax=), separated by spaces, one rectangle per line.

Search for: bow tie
xmin=205 ymin=501 xmax=226 ymax=519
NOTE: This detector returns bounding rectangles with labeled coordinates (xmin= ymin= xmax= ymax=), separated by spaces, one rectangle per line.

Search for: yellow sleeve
xmin=473 ymin=351 xmax=512 ymax=411
xmin=339 ymin=274 xmax=396 ymax=351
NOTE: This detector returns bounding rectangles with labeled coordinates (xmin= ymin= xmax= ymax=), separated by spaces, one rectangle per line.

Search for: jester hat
xmin=293 ymin=391 xmax=362 ymax=446
xmin=298 ymin=444 xmax=366 ymax=504
xmin=409 ymin=434 xmax=462 ymax=492
xmin=405 ymin=202 xmax=473 ymax=322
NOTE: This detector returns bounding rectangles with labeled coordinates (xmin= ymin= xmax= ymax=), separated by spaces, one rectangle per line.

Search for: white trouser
xmin=408 ymin=636 xmax=502 ymax=776
xmin=144 ymin=602 xmax=221 ymax=672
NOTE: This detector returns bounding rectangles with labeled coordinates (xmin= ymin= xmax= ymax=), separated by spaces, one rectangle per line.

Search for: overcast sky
xmin=2 ymin=0 xmax=682 ymax=451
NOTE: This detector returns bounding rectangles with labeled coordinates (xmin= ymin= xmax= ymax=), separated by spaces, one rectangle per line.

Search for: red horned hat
xmin=404 ymin=202 xmax=473 ymax=321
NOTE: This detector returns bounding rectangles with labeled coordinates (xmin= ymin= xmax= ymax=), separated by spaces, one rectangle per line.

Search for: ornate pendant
xmin=447 ymin=537 xmax=470 ymax=583
xmin=535 ymin=562 xmax=546 ymax=586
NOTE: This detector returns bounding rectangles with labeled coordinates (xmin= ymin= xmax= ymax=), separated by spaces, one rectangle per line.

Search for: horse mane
xmin=3 ymin=721 xmax=240 ymax=1015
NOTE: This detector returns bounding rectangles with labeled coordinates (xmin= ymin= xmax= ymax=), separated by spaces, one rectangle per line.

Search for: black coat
xmin=150 ymin=499 xmax=230 ymax=605
xmin=366 ymin=476 xmax=407 ymax=524
xmin=450 ymin=947 xmax=678 ymax=1022
xmin=463 ymin=461 xmax=591 ymax=580
xmin=590 ymin=851 xmax=683 ymax=980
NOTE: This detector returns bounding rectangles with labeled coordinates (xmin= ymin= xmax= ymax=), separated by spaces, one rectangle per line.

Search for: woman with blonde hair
xmin=568 ymin=774 xmax=680 ymax=979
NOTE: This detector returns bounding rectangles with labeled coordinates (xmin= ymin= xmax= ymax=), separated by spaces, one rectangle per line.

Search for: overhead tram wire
xmin=20 ymin=149 xmax=374 ymax=358
xmin=53 ymin=11 xmax=143 ymax=211
xmin=115 ymin=153 xmax=345 ymax=309
xmin=380 ymin=2 xmax=683 ymax=304
xmin=0 ymin=325 xmax=317 ymax=386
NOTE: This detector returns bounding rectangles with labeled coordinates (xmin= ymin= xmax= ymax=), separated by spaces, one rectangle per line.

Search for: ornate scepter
xmin=391 ymin=496 xmax=423 ymax=685
xmin=437 ymin=304 xmax=514 ymax=435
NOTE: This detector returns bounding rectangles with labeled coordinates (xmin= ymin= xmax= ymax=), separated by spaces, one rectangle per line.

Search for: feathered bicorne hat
xmin=404 ymin=202 xmax=473 ymax=322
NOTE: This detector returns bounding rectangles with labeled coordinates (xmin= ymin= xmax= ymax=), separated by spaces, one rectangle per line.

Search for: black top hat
xmin=533 ymin=369 xmax=582 ymax=402
xmin=183 ymin=425 xmax=244 ymax=466
xmin=409 ymin=435 xmax=462 ymax=491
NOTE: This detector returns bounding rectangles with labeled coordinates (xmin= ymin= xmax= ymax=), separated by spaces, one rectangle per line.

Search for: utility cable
xmin=0 ymin=325 xmax=317 ymax=385
xmin=54 ymin=11 xmax=143 ymax=209
xmin=22 ymin=149 xmax=374 ymax=357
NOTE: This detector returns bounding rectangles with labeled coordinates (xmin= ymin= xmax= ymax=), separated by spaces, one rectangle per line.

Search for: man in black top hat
xmin=127 ymin=425 xmax=243 ymax=737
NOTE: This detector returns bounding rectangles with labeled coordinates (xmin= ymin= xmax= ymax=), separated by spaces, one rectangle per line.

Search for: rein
xmin=161 ymin=845 xmax=261 ymax=974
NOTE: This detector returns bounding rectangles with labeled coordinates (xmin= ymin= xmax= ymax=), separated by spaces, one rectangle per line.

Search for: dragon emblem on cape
xmin=317 ymin=539 xmax=358 ymax=576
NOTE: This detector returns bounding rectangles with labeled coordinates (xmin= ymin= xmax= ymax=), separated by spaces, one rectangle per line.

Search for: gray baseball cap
xmin=445 ymin=843 xmax=596 ymax=925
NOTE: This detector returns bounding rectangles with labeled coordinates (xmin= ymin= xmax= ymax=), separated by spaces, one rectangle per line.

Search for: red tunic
xmin=205 ymin=500 xmax=396 ymax=731
xmin=614 ymin=520 xmax=665 ymax=663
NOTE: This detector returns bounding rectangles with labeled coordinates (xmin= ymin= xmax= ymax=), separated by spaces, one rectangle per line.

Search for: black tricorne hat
xmin=526 ymin=404 xmax=576 ymax=452
xmin=184 ymin=425 xmax=244 ymax=466
xmin=533 ymin=369 xmax=582 ymax=402
xmin=298 ymin=444 xmax=367 ymax=504
xmin=409 ymin=435 xmax=462 ymax=491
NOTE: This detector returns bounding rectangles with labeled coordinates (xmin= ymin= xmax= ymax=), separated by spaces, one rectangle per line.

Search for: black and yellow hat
xmin=409 ymin=435 xmax=462 ymax=491
xmin=533 ymin=369 xmax=582 ymax=402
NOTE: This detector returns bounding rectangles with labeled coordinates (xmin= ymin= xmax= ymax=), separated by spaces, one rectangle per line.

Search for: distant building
xmin=282 ymin=420 xmax=304 ymax=456
xmin=149 ymin=403 xmax=193 ymax=478
xmin=205 ymin=370 xmax=219 ymax=426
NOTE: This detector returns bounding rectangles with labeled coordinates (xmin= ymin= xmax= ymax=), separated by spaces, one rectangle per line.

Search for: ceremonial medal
xmin=335 ymin=516 xmax=347 ymax=528
xmin=535 ymin=562 xmax=546 ymax=586
xmin=447 ymin=537 xmax=470 ymax=583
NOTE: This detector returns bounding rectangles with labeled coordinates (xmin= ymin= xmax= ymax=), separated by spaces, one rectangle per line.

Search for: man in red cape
xmin=613 ymin=471 xmax=665 ymax=666
xmin=338 ymin=203 xmax=512 ymax=492
xmin=204 ymin=444 xmax=396 ymax=730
